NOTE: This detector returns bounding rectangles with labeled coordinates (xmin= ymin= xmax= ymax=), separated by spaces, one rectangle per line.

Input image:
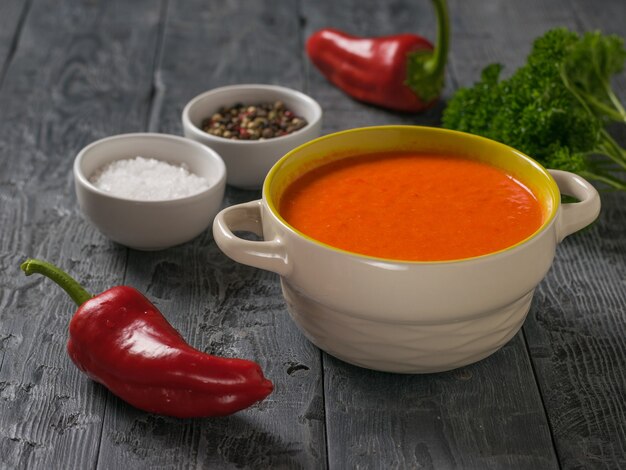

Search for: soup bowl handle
xmin=212 ymin=200 xmax=291 ymax=276
xmin=549 ymin=169 xmax=601 ymax=243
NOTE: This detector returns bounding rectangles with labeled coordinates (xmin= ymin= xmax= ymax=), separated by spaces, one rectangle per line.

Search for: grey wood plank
xmin=0 ymin=0 xmax=162 ymax=467
xmin=521 ymin=1 xmax=626 ymax=468
xmin=94 ymin=1 xmax=326 ymax=468
xmin=526 ymin=203 xmax=626 ymax=469
xmin=323 ymin=337 xmax=555 ymax=469
xmin=448 ymin=0 xmax=626 ymax=467
xmin=0 ymin=0 xmax=623 ymax=469
xmin=302 ymin=0 xmax=566 ymax=468
xmin=0 ymin=0 xmax=30 ymax=87
xmin=447 ymin=0 xmax=584 ymax=85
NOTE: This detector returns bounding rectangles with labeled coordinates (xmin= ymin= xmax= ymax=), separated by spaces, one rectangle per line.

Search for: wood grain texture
xmin=519 ymin=2 xmax=626 ymax=469
xmin=447 ymin=0 xmax=580 ymax=87
xmin=0 ymin=0 xmax=161 ymax=467
xmin=525 ymin=204 xmax=626 ymax=469
xmin=437 ymin=1 xmax=626 ymax=466
xmin=0 ymin=0 xmax=625 ymax=468
xmin=0 ymin=0 xmax=30 ymax=87
xmin=446 ymin=0 xmax=626 ymax=467
xmin=323 ymin=337 xmax=556 ymax=469
xmin=93 ymin=1 xmax=326 ymax=469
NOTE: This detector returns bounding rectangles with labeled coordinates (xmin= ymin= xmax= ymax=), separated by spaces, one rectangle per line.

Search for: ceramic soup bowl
xmin=212 ymin=126 xmax=600 ymax=373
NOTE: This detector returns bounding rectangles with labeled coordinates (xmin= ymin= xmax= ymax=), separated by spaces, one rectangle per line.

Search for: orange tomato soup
xmin=279 ymin=152 xmax=544 ymax=261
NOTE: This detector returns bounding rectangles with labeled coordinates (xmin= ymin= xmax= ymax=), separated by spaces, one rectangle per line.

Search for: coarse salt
xmin=89 ymin=156 xmax=209 ymax=201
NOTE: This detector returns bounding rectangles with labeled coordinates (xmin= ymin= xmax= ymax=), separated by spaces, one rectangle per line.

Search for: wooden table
xmin=1 ymin=0 xmax=625 ymax=468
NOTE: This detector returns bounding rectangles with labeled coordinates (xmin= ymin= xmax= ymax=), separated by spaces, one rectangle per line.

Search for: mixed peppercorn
xmin=202 ymin=101 xmax=308 ymax=140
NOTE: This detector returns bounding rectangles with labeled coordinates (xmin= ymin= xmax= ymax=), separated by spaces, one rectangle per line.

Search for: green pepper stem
xmin=20 ymin=258 xmax=92 ymax=306
xmin=426 ymin=0 xmax=450 ymax=78
xmin=405 ymin=0 xmax=450 ymax=101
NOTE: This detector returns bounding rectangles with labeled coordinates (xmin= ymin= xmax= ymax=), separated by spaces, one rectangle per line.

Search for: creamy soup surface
xmin=279 ymin=152 xmax=544 ymax=261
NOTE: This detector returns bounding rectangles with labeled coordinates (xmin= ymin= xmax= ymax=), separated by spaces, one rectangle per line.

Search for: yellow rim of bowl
xmin=263 ymin=125 xmax=561 ymax=264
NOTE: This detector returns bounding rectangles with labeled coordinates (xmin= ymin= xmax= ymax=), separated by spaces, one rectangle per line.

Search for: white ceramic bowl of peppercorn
xmin=74 ymin=133 xmax=226 ymax=251
xmin=182 ymin=84 xmax=323 ymax=190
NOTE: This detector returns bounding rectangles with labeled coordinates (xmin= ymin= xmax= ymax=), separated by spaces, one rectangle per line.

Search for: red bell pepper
xmin=306 ymin=0 xmax=449 ymax=112
xmin=20 ymin=259 xmax=273 ymax=418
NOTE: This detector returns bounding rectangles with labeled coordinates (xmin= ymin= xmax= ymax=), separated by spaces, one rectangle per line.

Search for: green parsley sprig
xmin=442 ymin=28 xmax=626 ymax=190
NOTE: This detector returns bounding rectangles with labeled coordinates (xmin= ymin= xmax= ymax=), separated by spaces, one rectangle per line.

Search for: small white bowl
xmin=74 ymin=133 xmax=226 ymax=251
xmin=182 ymin=84 xmax=323 ymax=190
